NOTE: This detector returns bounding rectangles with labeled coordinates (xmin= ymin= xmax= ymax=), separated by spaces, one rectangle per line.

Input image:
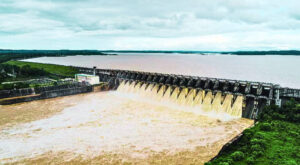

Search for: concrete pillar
xmin=251 ymin=98 xmax=259 ymax=119
xmin=275 ymin=88 xmax=282 ymax=107
xmin=233 ymin=82 xmax=239 ymax=92
xmin=266 ymin=99 xmax=271 ymax=105
xmin=93 ymin=66 xmax=96 ymax=76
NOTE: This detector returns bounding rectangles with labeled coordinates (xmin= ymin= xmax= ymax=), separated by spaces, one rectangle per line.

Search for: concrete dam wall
xmin=77 ymin=67 xmax=300 ymax=120
xmin=2 ymin=66 xmax=297 ymax=119
xmin=117 ymin=80 xmax=244 ymax=118
xmin=113 ymin=77 xmax=271 ymax=119
xmin=0 ymin=83 xmax=93 ymax=105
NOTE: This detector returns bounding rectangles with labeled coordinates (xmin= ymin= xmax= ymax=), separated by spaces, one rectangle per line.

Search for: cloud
xmin=0 ymin=0 xmax=300 ymax=50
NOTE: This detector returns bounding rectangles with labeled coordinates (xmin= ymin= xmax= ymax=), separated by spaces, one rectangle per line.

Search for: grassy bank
xmin=4 ymin=61 xmax=78 ymax=78
xmin=0 ymin=61 xmax=80 ymax=90
xmin=207 ymin=101 xmax=300 ymax=165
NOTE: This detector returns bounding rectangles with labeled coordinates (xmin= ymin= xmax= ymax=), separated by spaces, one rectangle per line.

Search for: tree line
xmin=0 ymin=50 xmax=107 ymax=63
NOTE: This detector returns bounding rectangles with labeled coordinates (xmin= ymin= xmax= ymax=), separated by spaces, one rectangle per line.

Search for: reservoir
xmin=24 ymin=53 xmax=300 ymax=88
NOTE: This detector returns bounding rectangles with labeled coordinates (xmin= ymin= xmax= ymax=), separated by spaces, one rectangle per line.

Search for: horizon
xmin=1 ymin=49 xmax=300 ymax=52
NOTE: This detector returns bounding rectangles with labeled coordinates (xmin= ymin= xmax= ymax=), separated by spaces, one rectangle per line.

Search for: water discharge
xmin=0 ymin=90 xmax=253 ymax=164
xmin=117 ymin=80 xmax=244 ymax=119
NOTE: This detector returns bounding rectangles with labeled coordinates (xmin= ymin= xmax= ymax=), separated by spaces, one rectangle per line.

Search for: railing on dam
xmin=75 ymin=66 xmax=300 ymax=120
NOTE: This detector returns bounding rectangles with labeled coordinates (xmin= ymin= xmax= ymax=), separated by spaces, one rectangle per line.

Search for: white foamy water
xmin=0 ymin=92 xmax=252 ymax=163
xmin=24 ymin=53 xmax=300 ymax=88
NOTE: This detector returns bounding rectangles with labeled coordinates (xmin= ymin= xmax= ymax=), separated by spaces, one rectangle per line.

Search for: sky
xmin=0 ymin=0 xmax=300 ymax=51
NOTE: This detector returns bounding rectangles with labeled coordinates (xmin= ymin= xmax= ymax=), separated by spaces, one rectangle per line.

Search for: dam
xmin=77 ymin=66 xmax=300 ymax=119
xmin=1 ymin=66 xmax=298 ymax=164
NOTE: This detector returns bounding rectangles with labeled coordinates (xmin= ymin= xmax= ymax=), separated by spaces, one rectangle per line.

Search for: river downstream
xmin=0 ymin=91 xmax=253 ymax=164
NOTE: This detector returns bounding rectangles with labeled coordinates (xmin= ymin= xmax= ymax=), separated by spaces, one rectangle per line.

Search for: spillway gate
xmin=76 ymin=67 xmax=300 ymax=119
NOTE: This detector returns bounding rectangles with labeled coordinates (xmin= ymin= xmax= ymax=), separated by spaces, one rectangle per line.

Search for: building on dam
xmin=75 ymin=74 xmax=99 ymax=85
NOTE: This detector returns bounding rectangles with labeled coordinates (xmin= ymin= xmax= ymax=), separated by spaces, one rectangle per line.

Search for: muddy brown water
xmin=0 ymin=91 xmax=253 ymax=164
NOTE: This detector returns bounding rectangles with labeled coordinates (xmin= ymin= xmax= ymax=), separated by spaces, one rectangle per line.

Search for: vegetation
xmin=0 ymin=82 xmax=30 ymax=90
xmin=0 ymin=49 xmax=108 ymax=63
xmin=0 ymin=63 xmax=48 ymax=90
xmin=0 ymin=61 xmax=79 ymax=90
xmin=1 ymin=63 xmax=48 ymax=80
xmin=4 ymin=61 xmax=78 ymax=78
xmin=222 ymin=50 xmax=300 ymax=56
xmin=0 ymin=49 xmax=104 ymax=87
xmin=206 ymin=100 xmax=300 ymax=165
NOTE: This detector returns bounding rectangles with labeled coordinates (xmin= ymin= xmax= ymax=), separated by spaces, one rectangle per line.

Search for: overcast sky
xmin=1 ymin=0 xmax=300 ymax=50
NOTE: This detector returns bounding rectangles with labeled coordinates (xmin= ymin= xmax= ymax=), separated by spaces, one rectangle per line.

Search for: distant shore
xmin=0 ymin=50 xmax=114 ymax=63
xmin=101 ymin=50 xmax=300 ymax=55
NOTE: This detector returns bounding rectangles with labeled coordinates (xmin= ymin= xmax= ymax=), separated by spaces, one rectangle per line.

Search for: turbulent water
xmin=0 ymin=91 xmax=253 ymax=164
xmin=24 ymin=53 xmax=300 ymax=88
xmin=118 ymin=80 xmax=243 ymax=119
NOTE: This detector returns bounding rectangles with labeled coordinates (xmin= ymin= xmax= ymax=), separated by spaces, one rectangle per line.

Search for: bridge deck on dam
xmin=76 ymin=67 xmax=300 ymax=119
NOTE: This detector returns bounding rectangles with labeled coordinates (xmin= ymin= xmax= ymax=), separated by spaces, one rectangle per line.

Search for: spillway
xmin=117 ymin=80 xmax=244 ymax=118
xmin=75 ymin=66 xmax=295 ymax=119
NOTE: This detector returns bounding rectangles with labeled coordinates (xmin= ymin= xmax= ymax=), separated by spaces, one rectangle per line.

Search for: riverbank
xmin=207 ymin=100 xmax=300 ymax=165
